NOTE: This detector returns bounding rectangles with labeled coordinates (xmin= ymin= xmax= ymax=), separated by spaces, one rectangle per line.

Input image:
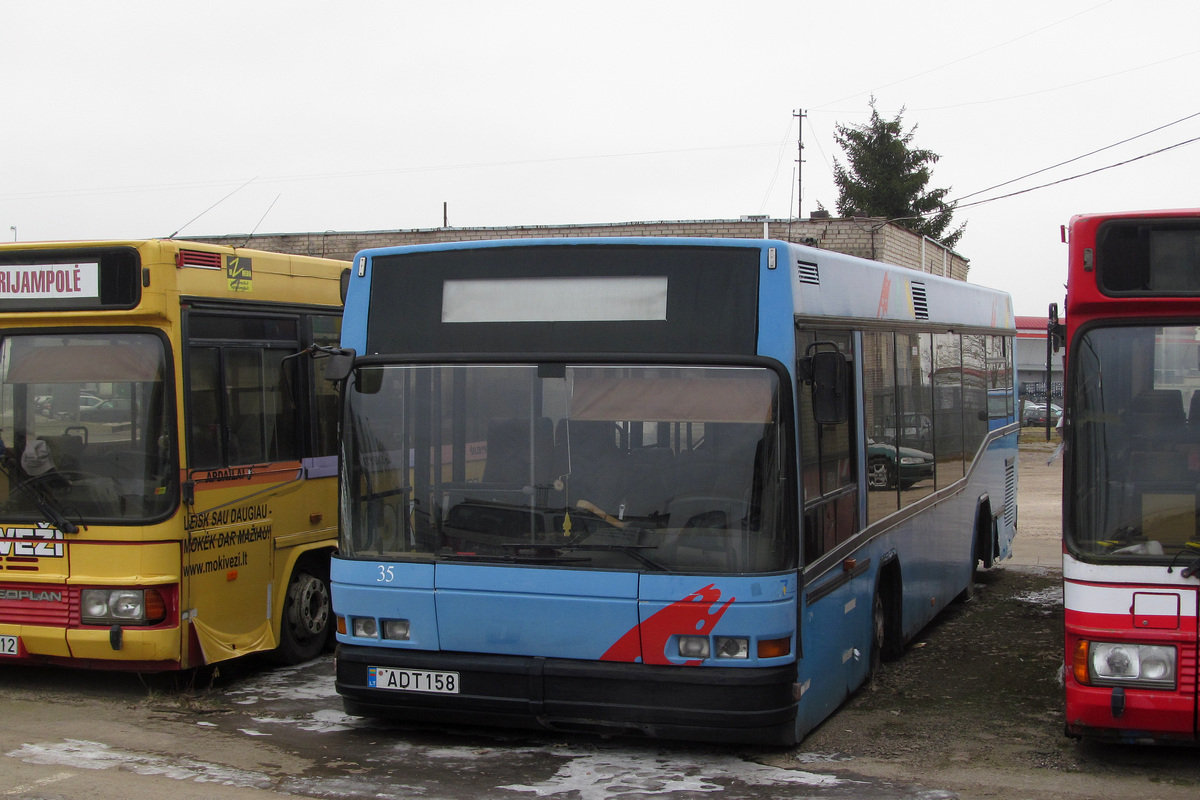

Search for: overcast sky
xmin=3 ymin=0 xmax=1198 ymax=316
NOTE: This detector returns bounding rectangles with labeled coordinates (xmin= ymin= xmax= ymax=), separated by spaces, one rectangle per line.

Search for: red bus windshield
xmin=1067 ymin=323 xmax=1200 ymax=563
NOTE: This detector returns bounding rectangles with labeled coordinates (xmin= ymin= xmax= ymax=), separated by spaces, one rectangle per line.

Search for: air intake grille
xmin=0 ymin=582 xmax=73 ymax=626
xmin=910 ymin=281 xmax=929 ymax=319
xmin=796 ymin=260 xmax=820 ymax=285
xmin=178 ymin=250 xmax=223 ymax=269
xmin=1004 ymin=456 xmax=1017 ymax=530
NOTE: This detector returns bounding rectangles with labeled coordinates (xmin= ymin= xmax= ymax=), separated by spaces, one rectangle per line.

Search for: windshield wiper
xmin=505 ymin=542 xmax=671 ymax=572
xmin=0 ymin=449 xmax=79 ymax=534
xmin=1172 ymin=543 xmax=1200 ymax=579
xmin=441 ymin=550 xmax=592 ymax=565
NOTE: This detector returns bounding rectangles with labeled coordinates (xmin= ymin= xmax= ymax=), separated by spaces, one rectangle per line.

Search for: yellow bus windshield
xmin=0 ymin=331 xmax=175 ymax=523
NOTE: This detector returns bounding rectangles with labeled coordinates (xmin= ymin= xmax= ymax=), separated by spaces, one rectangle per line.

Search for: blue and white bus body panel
xmin=333 ymin=560 xmax=442 ymax=650
xmin=781 ymin=240 xmax=1018 ymax=739
xmin=434 ymin=565 xmax=640 ymax=658
xmin=784 ymin=242 xmax=1014 ymax=329
xmin=332 ymin=561 xmax=641 ymax=659
xmin=332 ymin=562 xmax=800 ymax=663
xmin=633 ymin=573 xmax=798 ymax=666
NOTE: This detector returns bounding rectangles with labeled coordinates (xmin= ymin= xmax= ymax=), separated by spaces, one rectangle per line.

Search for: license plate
xmin=368 ymin=666 xmax=459 ymax=694
xmin=0 ymin=635 xmax=19 ymax=657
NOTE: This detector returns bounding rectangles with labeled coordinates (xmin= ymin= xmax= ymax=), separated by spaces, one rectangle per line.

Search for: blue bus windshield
xmin=341 ymin=363 xmax=791 ymax=573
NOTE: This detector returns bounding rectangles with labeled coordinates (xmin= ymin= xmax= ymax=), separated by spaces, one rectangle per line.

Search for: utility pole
xmin=794 ymin=108 xmax=806 ymax=219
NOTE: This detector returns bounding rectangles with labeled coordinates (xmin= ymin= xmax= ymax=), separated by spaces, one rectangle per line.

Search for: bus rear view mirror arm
xmin=290 ymin=343 xmax=356 ymax=382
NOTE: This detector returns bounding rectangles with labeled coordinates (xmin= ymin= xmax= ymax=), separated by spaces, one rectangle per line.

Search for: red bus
xmin=1061 ymin=209 xmax=1200 ymax=743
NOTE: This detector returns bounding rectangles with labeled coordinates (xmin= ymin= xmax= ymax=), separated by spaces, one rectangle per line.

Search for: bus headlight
xmin=81 ymin=588 xmax=167 ymax=626
xmin=715 ymin=636 xmax=749 ymax=659
xmin=678 ymin=635 xmax=710 ymax=659
xmin=381 ymin=619 xmax=410 ymax=640
xmin=1085 ymin=642 xmax=1176 ymax=689
xmin=352 ymin=617 xmax=379 ymax=638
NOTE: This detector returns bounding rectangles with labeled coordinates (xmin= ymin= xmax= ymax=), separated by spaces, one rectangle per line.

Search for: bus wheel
xmin=278 ymin=565 xmax=331 ymax=664
xmin=869 ymin=591 xmax=886 ymax=680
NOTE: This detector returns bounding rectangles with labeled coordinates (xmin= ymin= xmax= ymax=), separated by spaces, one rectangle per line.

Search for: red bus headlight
xmin=1074 ymin=639 xmax=1177 ymax=689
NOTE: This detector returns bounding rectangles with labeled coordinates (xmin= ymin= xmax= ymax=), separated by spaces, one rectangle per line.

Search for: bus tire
xmin=870 ymin=590 xmax=886 ymax=680
xmin=277 ymin=561 xmax=332 ymax=664
xmin=954 ymin=572 xmax=976 ymax=604
xmin=956 ymin=508 xmax=991 ymax=604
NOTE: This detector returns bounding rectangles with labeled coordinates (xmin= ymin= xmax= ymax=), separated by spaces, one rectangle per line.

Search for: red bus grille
xmin=177 ymin=249 xmax=223 ymax=269
xmin=1179 ymin=637 xmax=1198 ymax=698
xmin=2 ymin=556 xmax=43 ymax=573
xmin=0 ymin=582 xmax=73 ymax=626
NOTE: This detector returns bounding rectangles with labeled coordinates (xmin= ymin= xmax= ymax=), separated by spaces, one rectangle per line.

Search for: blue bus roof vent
xmin=796 ymin=259 xmax=820 ymax=286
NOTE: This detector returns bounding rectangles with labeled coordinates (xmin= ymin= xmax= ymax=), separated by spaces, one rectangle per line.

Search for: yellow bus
xmin=0 ymin=239 xmax=346 ymax=670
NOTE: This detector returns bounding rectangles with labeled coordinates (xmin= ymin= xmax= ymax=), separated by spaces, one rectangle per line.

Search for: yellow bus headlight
xmin=81 ymin=588 xmax=167 ymax=626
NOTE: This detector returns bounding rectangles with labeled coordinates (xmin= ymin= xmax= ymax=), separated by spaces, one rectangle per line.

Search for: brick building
xmin=190 ymin=215 xmax=970 ymax=281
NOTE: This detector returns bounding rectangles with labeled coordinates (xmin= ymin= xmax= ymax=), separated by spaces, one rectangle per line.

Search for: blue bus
xmin=328 ymin=238 xmax=1017 ymax=745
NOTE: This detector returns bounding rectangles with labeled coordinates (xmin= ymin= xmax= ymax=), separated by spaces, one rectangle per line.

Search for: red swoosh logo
xmin=601 ymin=584 xmax=734 ymax=665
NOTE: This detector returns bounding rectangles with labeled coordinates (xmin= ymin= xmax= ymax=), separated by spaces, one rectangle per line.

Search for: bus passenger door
xmin=794 ymin=330 xmax=870 ymax=734
xmin=183 ymin=474 xmax=278 ymax=662
xmin=181 ymin=337 xmax=298 ymax=663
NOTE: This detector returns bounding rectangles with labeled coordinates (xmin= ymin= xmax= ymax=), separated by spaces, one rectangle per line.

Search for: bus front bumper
xmin=335 ymin=643 xmax=799 ymax=745
xmin=1066 ymin=683 xmax=1198 ymax=744
xmin=0 ymin=623 xmax=182 ymax=670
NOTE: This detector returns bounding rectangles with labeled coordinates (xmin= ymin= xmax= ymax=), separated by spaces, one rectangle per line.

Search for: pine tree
xmin=832 ymin=98 xmax=964 ymax=248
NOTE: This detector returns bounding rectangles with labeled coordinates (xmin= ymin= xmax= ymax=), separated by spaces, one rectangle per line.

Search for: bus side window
xmin=187 ymin=343 xmax=300 ymax=468
xmin=962 ymin=335 xmax=989 ymax=462
xmin=797 ymin=330 xmax=859 ymax=566
xmin=187 ymin=347 xmax=222 ymax=469
xmin=226 ymin=348 xmax=298 ymax=466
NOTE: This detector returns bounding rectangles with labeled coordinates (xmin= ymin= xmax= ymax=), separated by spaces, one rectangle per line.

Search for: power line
xmin=877 ymin=131 xmax=1200 ymax=230
xmin=954 ymin=111 xmax=1200 ymax=202
xmin=951 ymin=135 xmax=1200 ymax=212
xmin=757 ymin=116 xmax=797 ymax=214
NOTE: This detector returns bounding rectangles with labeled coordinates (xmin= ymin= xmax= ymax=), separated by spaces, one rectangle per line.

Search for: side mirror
xmin=1048 ymin=302 xmax=1065 ymax=354
xmin=324 ymin=349 xmax=356 ymax=383
xmin=1045 ymin=303 xmax=1064 ymax=443
xmin=799 ymin=343 xmax=849 ymax=425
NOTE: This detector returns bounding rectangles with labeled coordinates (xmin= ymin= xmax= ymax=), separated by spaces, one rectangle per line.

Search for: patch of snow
xmin=7 ymin=739 xmax=274 ymax=789
xmin=500 ymin=748 xmax=848 ymax=799
xmin=1014 ymin=586 xmax=1063 ymax=607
